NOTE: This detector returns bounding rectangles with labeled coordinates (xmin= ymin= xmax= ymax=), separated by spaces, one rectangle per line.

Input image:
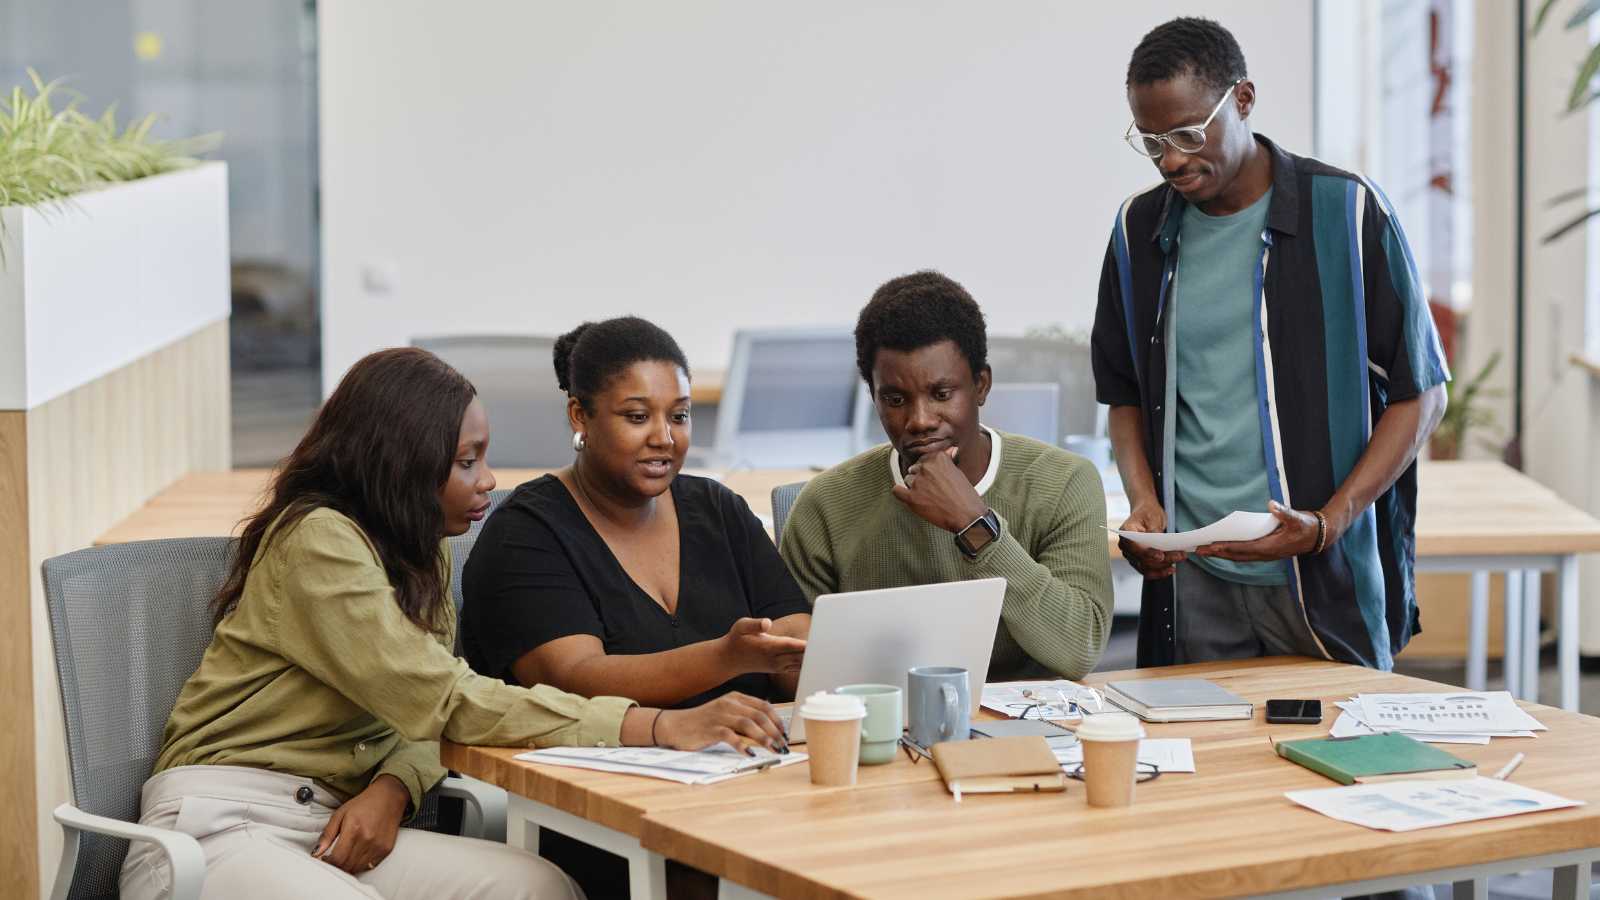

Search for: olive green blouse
xmin=153 ymin=507 xmax=635 ymax=813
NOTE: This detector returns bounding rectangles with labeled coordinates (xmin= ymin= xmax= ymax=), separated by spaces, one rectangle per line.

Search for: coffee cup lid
xmin=799 ymin=692 xmax=866 ymax=722
xmin=1075 ymin=711 xmax=1144 ymax=742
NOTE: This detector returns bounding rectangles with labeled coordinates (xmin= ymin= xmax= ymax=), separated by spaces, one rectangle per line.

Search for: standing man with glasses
xmin=1092 ymin=18 xmax=1450 ymax=673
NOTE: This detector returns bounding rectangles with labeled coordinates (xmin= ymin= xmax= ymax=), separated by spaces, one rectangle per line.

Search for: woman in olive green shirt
xmin=121 ymin=348 xmax=786 ymax=900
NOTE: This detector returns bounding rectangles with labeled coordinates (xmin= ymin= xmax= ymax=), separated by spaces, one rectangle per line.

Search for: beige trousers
xmin=120 ymin=765 xmax=583 ymax=900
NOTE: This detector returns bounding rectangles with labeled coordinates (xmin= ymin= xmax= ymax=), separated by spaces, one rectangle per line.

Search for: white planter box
xmin=0 ymin=162 xmax=230 ymax=410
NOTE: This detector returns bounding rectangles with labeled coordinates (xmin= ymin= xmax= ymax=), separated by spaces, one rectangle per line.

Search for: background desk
xmin=446 ymin=658 xmax=1600 ymax=899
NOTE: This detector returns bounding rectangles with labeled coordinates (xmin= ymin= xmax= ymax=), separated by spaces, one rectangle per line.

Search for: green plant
xmin=0 ymin=69 xmax=218 ymax=214
xmin=1432 ymin=351 xmax=1504 ymax=460
xmin=1532 ymin=0 xmax=1600 ymax=242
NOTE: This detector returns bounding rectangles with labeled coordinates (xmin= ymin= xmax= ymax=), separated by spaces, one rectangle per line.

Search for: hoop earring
xmin=571 ymin=432 xmax=586 ymax=452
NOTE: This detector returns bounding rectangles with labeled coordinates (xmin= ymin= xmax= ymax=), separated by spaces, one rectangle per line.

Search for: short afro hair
xmin=1127 ymin=17 xmax=1247 ymax=95
xmin=553 ymin=316 xmax=691 ymax=410
xmin=855 ymin=271 xmax=988 ymax=388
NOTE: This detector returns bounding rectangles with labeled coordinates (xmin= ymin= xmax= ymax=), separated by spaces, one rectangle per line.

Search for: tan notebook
xmin=930 ymin=736 xmax=1067 ymax=801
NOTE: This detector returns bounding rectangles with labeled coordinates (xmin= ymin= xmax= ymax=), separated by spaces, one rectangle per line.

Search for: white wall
xmin=319 ymin=1 xmax=1313 ymax=389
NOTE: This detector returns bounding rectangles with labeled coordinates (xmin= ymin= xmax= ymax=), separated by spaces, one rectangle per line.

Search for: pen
xmin=748 ymin=755 xmax=784 ymax=773
xmin=1494 ymin=752 xmax=1525 ymax=781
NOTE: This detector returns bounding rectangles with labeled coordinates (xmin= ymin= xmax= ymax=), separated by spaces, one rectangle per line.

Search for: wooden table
xmin=92 ymin=467 xmax=811 ymax=545
xmin=445 ymin=658 xmax=1600 ymax=899
xmin=1402 ymin=462 xmax=1600 ymax=710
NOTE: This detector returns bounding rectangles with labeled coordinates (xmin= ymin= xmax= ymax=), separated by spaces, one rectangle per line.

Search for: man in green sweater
xmin=779 ymin=271 xmax=1114 ymax=680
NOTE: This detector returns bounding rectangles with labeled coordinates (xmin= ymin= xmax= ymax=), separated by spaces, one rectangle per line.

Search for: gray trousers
xmin=121 ymin=765 xmax=583 ymax=900
xmin=1173 ymin=560 xmax=1324 ymax=663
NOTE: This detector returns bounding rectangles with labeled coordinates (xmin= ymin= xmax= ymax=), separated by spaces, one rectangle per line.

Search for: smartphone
xmin=1265 ymin=699 xmax=1323 ymax=724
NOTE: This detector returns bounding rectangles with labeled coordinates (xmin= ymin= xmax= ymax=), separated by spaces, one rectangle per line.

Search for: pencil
xmin=1493 ymin=752 xmax=1526 ymax=780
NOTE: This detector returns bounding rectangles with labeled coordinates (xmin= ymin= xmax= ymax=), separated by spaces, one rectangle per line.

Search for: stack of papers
xmin=981 ymin=680 xmax=1097 ymax=720
xmin=515 ymin=744 xmax=806 ymax=785
xmin=1287 ymin=776 xmax=1581 ymax=832
xmin=1328 ymin=692 xmax=1545 ymax=745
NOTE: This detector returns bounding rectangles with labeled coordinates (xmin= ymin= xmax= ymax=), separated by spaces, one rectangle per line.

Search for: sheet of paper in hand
xmin=1111 ymin=511 xmax=1278 ymax=553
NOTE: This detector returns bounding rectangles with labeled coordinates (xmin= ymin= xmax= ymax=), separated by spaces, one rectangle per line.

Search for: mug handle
xmin=939 ymin=683 xmax=958 ymax=738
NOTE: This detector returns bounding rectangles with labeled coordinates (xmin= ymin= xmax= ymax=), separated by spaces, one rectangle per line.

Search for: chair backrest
xmin=712 ymin=328 xmax=859 ymax=468
xmin=981 ymin=382 xmax=1060 ymax=445
xmin=412 ymin=335 xmax=571 ymax=467
xmin=446 ymin=488 xmax=514 ymax=639
xmin=985 ymin=335 xmax=1102 ymax=439
xmin=852 ymin=382 xmax=1061 ymax=448
xmin=43 ymin=537 xmax=235 ymax=900
xmin=770 ymin=481 xmax=807 ymax=548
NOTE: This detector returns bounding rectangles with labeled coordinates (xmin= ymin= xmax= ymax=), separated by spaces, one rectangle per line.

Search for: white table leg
xmin=1522 ymin=570 xmax=1542 ymax=703
xmin=506 ymin=794 xmax=667 ymax=900
xmin=1466 ymin=571 xmax=1490 ymax=691
xmin=1552 ymin=859 xmax=1591 ymax=900
xmin=1503 ymin=570 xmax=1523 ymax=697
xmin=1560 ymin=553 xmax=1581 ymax=711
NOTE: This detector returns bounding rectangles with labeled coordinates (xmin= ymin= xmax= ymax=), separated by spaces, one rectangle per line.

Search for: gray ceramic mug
xmin=907 ymin=666 xmax=970 ymax=747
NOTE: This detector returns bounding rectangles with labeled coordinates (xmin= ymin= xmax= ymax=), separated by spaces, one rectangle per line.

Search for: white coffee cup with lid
xmin=799 ymin=692 xmax=866 ymax=786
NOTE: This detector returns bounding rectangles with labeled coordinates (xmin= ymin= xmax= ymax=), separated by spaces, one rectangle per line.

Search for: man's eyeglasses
xmin=1124 ymin=79 xmax=1243 ymax=158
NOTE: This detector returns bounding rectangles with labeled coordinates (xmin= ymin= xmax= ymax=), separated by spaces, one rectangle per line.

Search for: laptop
xmin=786 ymin=578 xmax=1006 ymax=743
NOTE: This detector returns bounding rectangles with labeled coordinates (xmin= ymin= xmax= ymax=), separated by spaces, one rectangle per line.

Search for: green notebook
xmin=1274 ymin=732 xmax=1477 ymax=785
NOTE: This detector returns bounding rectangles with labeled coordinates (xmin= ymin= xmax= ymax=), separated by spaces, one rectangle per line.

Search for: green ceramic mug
xmin=834 ymin=684 xmax=903 ymax=765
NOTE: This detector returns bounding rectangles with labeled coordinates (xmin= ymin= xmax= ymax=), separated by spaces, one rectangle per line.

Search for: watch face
xmin=957 ymin=511 xmax=998 ymax=556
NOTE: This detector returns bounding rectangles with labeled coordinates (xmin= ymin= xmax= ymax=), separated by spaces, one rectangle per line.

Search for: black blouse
xmin=460 ymin=473 xmax=811 ymax=708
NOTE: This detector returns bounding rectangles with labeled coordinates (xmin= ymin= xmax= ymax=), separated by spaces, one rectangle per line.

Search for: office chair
xmin=42 ymin=538 xmax=506 ymax=900
xmin=413 ymin=335 xmax=570 ymax=467
xmin=770 ymin=481 xmax=807 ymax=548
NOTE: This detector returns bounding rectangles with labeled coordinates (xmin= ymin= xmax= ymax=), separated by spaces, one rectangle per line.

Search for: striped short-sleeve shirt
xmin=1091 ymin=134 xmax=1450 ymax=670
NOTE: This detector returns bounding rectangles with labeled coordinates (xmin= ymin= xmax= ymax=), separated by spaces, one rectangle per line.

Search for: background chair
xmin=447 ymin=487 xmax=514 ymax=649
xmin=43 ymin=537 xmax=505 ymax=900
xmin=710 ymin=328 xmax=859 ymax=468
xmin=986 ymin=335 xmax=1103 ymax=440
xmin=770 ymin=481 xmax=807 ymax=548
xmin=413 ymin=335 xmax=571 ymax=467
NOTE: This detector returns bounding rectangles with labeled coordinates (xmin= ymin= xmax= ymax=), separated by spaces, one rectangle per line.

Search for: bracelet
xmin=1312 ymin=511 xmax=1327 ymax=555
xmin=650 ymin=709 xmax=664 ymax=746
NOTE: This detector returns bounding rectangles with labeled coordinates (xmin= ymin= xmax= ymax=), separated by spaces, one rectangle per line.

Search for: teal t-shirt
xmin=1173 ymin=189 xmax=1286 ymax=586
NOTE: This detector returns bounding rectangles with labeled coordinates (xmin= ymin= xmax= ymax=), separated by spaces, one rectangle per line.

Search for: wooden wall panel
xmin=23 ymin=320 xmax=229 ymax=898
xmin=1 ymin=411 xmax=38 ymax=900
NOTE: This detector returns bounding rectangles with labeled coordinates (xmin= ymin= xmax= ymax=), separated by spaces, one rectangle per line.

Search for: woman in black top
xmin=461 ymin=316 xmax=811 ymax=709
xmin=462 ymin=318 xmax=811 ymax=899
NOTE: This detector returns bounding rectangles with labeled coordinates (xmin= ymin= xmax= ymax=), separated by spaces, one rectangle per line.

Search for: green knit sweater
xmin=778 ymin=429 xmax=1113 ymax=681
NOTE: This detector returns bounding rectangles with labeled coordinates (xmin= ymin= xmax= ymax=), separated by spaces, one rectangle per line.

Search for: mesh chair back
xmin=986 ymin=336 xmax=1100 ymax=438
xmin=43 ymin=538 xmax=235 ymax=900
xmin=713 ymin=329 xmax=859 ymax=468
xmin=770 ymin=482 xmax=807 ymax=548
xmin=413 ymin=335 xmax=571 ymax=467
xmin=445 ymin=488 xmax=513 ymax=638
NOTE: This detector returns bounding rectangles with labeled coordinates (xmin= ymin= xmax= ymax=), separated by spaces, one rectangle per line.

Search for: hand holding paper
xmin=1113 ymin=510 xmax=1279 ymax=553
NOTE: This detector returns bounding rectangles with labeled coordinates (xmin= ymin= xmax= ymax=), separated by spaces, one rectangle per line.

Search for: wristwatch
xmin=955 ymin=508 xmax=1001 ymax=559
